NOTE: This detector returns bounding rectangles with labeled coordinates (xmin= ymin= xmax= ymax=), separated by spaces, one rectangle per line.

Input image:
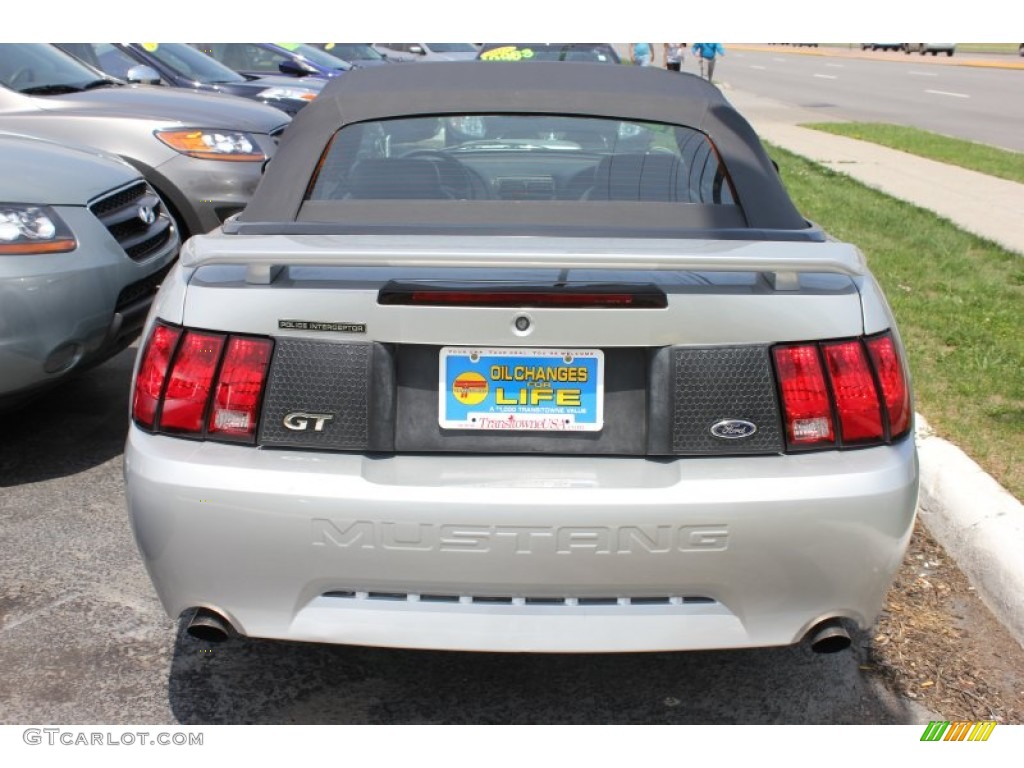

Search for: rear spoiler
xmin=181 ymin=234 xmax=867 ymax=290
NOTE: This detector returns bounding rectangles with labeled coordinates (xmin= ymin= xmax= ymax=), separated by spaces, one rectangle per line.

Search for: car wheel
xmin=946 ymin=50 xmax=953 ymax=57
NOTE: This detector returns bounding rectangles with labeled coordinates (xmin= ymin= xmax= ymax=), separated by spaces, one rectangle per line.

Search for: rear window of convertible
xmin=305 ymin=114 xmax=737 ymax=205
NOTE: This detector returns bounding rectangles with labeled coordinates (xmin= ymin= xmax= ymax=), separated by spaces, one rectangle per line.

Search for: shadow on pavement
xmin=167 ymin=620 xmax=926 ymax=724
xmin=0 ymin=345 xmax=135 ymax=486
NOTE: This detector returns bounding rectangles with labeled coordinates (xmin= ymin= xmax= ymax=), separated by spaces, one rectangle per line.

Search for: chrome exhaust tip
xmin=806 ymin=619 xmax=852 ymax=654
xmin=185 ymin=608 xmax=235 ymax=643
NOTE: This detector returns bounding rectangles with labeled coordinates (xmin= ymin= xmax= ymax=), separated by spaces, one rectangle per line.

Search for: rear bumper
xmin=125 ymin=429 xmax=918 ymax=652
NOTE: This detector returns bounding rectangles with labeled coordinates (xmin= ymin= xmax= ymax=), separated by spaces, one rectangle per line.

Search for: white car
xmin=903 ymin=43 xmax=955 ymax=56
xmin=373 ymin=43 xmax=479 ymax=62
xmin=125 ymin=62 xmax=918 ymax=655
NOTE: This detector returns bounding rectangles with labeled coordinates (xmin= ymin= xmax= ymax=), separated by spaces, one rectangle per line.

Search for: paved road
xmin=719 ymin=47 xmax=1024 ymax=151
xmin=0 ymin=348 xmax=934 ymax=724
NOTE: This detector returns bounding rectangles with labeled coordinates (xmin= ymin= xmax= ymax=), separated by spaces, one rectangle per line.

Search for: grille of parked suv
xmin=115 ymin=262 xmax=174 ymax=314
xmin=89 ymin=181 xmax=174 ymax=262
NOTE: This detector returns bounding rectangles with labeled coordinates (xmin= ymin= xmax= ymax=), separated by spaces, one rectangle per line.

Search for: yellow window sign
xmin=479 ymin=46 xmax=535 ymax=62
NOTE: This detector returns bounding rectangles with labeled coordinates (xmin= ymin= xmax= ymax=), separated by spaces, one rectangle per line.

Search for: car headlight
xmin=155 ymin=129 xmax=266 ymax=162
xmin=257 ymin=86 xmax=318 ymax=102
xmin=0 ymin=205 xmax=76 ymax=255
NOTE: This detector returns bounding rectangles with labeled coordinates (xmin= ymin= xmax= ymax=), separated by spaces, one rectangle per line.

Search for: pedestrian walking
xmin=630 ymin=42 xmax=655 ymax=67
xmin=663 ymin=43 xmax=685 ymax=71
xmin=692 ymin=43 xmax=725 ymax=81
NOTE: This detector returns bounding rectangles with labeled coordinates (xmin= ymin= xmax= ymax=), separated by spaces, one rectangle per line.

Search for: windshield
xmin=306 ymin=114 xmax=736 ymax=205
xmin=0 ymin=43 xmax=111 ymax=93
xmin=426 ymin=43 xmax=478 ymax=53
xmin=138 ymin=43 xmax=245 ymax=84
xmin=274 ymin=43 xmax=351 ymax=69
xmin=320 ymin=43 xmax=384 ymax=61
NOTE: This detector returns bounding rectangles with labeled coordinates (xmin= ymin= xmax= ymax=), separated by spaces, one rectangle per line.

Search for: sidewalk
xmin=725 ymin=88 xmax=1024 ymax=255
xmin=725 ymin=85 xmax=1024 ymax=648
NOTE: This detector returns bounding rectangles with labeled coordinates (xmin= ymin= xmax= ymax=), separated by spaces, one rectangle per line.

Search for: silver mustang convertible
xmin=125 ymin=63 xmax=918 ymax=654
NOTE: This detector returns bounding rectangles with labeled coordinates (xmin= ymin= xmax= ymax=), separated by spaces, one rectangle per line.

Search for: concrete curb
xmin=915 ymin=416 xmax=1024 ymax=648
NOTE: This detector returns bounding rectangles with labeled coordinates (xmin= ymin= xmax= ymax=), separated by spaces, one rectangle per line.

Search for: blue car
xmin=193 ymin=43 xmax=352 ymax=80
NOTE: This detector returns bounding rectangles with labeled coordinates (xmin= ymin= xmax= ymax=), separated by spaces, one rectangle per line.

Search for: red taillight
xmin=773 ymin=344 xmax=835 ymax=446
xmin=823 ymin=340 xmax=883 ymax=443
xmin=209 ymin=336 xmax=273 ymax=440
xmin=773 ymin=332 xmax=911 ymax=451
xmin=132 ymin=323 xmax=273 ymax=443
xmin=132 ymin=324 xmax=182 ymax=429
xmin=867 ymin=334 xmax=911 ymax=438
xmin=160 ymin=331 xmax=226 ymax=434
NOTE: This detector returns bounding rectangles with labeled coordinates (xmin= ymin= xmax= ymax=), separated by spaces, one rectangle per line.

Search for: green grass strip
xmin=955 ymin=44 xmax=1021 ymax=55
xmin=800 ymin=123 xmax=1024 ymax=184
xmin=770 ymin=144 xmax=1024 ymax=499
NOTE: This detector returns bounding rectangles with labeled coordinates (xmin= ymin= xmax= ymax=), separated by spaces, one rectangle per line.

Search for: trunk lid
xmin=166 ymin=234 xmax=875 ymax=457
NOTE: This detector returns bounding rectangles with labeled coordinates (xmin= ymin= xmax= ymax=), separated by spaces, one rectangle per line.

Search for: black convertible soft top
xmin=237 ymin=62 xmax=809 ymax=233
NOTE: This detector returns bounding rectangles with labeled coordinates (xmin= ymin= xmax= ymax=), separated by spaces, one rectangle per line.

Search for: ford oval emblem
xmin=710 ymin=419 xmax=758 ymax=440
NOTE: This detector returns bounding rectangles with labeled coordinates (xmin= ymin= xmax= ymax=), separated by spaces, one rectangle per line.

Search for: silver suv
xmin=0 ymin=44 xmax=290 ymax=240
xmin=0 ymin=132 xmax=178 ymax=406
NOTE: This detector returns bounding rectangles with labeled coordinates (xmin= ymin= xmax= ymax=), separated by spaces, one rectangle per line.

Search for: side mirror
xmin=409 ymin=45 xmax=425 ymax=55
xmin=125 ymin=65 xmax=161 ymax=85
xmin=278 ymin=59 xmax=315 ymax=77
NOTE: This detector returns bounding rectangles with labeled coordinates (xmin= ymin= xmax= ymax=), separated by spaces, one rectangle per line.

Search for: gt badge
xmin=283 ymin=412 xmax=335 ymax=432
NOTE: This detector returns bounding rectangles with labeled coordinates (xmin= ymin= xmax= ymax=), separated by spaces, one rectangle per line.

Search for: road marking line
xmin=750 ymin=65 xmax=766 ymax=70
xmin=813 ymin=74 xmax=839 ymax=80
xmin=826 ymin=63 xmax=844 ymax=68
xmin=909 ymin=71 xmax=938 ymax=77
xmin=925 ymin=89 xmax=970 ymax=98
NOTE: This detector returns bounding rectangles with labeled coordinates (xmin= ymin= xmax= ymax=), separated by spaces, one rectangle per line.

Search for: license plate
xmin=439 ymin=347 xmax=604 ymax=432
